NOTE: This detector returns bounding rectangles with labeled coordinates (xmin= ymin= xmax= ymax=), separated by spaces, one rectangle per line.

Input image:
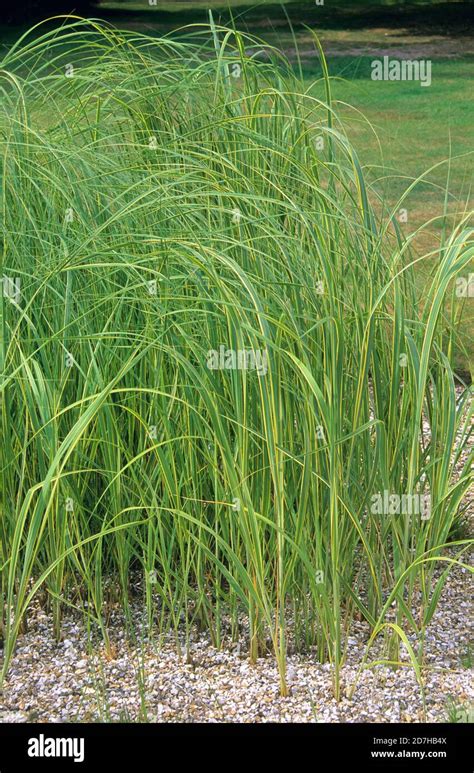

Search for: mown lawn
xmin=306 ymin=57 xmax=474 ymax=373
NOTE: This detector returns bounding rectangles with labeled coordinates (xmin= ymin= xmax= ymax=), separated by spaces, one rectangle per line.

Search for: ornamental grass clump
xmin=0 ymin=18 xmax=472 ymax=699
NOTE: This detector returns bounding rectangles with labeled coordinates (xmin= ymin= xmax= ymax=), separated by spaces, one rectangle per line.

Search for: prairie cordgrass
xmin=0 ymin=17 xmax=472 ymax=700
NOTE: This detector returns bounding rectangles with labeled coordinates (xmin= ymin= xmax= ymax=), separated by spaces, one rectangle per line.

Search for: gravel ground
xmin=1 ymin=386 xmax=472 ymax=724
xmin=0 ymin=551 xmax=472 ymax=724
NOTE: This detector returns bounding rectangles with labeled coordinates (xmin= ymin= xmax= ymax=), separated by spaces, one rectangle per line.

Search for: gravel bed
xmin=0 ymin=553 xmax=472 ymax=724
xmin=1 ymin=385 xmax=472 ymax=723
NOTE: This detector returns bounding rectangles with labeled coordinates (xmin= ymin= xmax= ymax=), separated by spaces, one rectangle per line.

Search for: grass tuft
xmin=0 ymin=18 xmax=472 ymax=699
